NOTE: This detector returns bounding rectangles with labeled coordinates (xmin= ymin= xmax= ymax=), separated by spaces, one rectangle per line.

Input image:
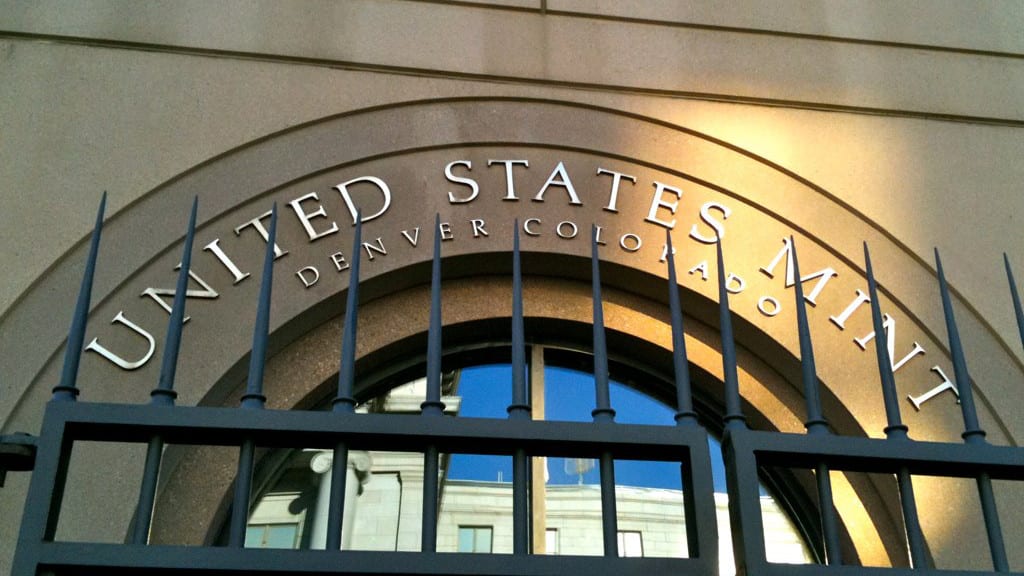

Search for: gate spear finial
xmin=53 ymin=192 xmax=106 ymax=402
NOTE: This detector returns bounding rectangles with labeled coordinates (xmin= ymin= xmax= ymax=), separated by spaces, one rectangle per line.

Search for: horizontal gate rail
xmin=30 ymin=544 xmax=1017 ymax=576
xmin=33 ymin=400 xmax=715 ymax=460
xmin=32 ymin=544 xmax=699 ymax=576
xmin=726 ymin=428 xmax=1024 ymax=479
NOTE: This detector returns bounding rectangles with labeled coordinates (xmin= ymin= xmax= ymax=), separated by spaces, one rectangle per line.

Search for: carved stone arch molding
xmin=2 ymin=98 xmax=1020 ymax=569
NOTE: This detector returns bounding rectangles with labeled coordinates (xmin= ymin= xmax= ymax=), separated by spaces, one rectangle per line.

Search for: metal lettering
xmin=759 ymin=237 xmax=838 ymax=305
xmin=758 ymin=296 xmax=781 ymax=317
xmin=593 ymin=225 xmax=607 ymax=245
xmin=445 ymin=160 xmax=479 ymax=203
xmin=644 ymin=181 xmax=683 ymax=229
xmin=487 ymin=159 xmax=529 ymax=201
xmin=533 ymin=161 xmax=582 ymax=205
xmin=297 ymin=266 xmax=320 ymax=288
xmin=908 ymin=366 xmax=960 ymax=410
xmin=854 ymin=313 xmax=926 ymax=373
xmin=330 ymin=252 xmax=350 ymax=272
xmin=829 ymin=289 xmax=870 ymax=329
xmin=288 ymin=192 xmax=339 ymax=242
xmin=470 ymin=219 xmax=489 ymax=238
xmin=334 ymin=176 xmax=392 ymax=224
xmin=523 ymin=218 xmax=541 ymax=236
xmin=726 ymin=273 xmax=746 ymax=294
xmin=439 ymin=221 xmax=454 ymax=241
xmin=659 ymin=242 xmax=676 ymax=263
xmin=596 ymin=167 xmax=636 ymax=213
xmin=202 ymin=238 xmax=250 ymax=285
xmin=401 ymin=228 xmax=420 ymax=246
xmin=362 ymin=238 xmax=387 ymax=260
xmin=619 ymin=233 xmax=642 ymax=252
xmin=556 ymin=221 xmax=578 ymax=240
xmin=689 ymin=202 xmax=731 ymax=244
xmin=689 ymin=260 xmax=709 ymax=281
xmin=235 ymin=210 xmax=288 ymax=258
xmin=84 ymin=311 xmax=156 ymax=371
xmin=140 ymin=267 xmax=219 ymax=322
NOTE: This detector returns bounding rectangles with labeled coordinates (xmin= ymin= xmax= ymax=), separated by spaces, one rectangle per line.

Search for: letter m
xmin=760 ymin=237 xmax=838 ymax=306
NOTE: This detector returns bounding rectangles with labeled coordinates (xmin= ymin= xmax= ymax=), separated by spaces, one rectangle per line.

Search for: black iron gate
xmin=2 ymin=196 xmax=1022 ymax=575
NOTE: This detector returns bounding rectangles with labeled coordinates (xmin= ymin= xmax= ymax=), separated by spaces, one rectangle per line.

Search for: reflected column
xmin=310 ymin=450 xmax=372 ymax=549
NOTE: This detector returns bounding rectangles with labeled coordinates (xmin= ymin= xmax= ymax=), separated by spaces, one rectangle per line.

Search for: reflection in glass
xmin=457 ymin=526 xmax=493 ymax=553
xmin=244 ymin=354 xmax=813 ymax=574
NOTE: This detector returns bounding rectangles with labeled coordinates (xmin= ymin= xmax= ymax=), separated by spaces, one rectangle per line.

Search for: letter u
xmin=84 ymin=311 xmax=156 ymax=370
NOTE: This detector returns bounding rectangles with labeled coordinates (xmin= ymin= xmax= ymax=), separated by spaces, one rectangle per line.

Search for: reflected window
xmin=545 ymin=528 xmax=559 ymax=555
xmin=457 ymin=526 xmax=493 ymax=553
xmin=617 ymin=530 xmax=643 ymax=558
xmin=245 ymin=523 xmax=300 ymax=549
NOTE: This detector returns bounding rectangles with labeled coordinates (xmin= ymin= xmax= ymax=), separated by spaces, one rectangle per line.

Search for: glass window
xmin=617 ymin=530 xmax=643 ymax=558
xmin=245 ymin=523 xmax=300 ymax=549
xmin=545 ymin=528 xmax=559 ymax=555
xmin=457 ymin=526 xmax=493 ymax=553
xmin=244 ymin=345 xmax=815 ymax=570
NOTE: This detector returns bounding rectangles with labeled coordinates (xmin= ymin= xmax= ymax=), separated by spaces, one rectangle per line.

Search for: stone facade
xmin=1 ymin=2 xmax=1022 ymax=573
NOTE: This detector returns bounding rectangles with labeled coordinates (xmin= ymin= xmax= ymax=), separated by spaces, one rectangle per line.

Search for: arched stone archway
xmin=2 ymin=98 xmax=1019 ymax=570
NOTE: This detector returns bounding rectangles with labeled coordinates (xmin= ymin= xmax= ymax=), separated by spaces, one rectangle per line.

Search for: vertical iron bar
xmin=590 ymin=226 xmax=618 ymax=557
xmin=666 ymin=230 xmax=697 ymax=426
xmin=421 ymin=214 xmax=445 ymax=553
xmin=326 ymin=213 xmax=363 ymax=550
xmin=228 ymin=204 xmax=277 ymax=547
xmin=935 ymin=250 xmax=984 ymax=441
xmin=10 ymin=411 xmax=74 ymax=575
xmin=131 ymin=437 xmax=165 ymax=544
xmin=53 ymin=192 xmax=106 ymax=402
xmin=510 ymin=221 xmax=529 ymax=419
xmin=590 ymin=225 xmax=614 ymax=424
xmin=790 ymin=237 xmax=843 ymax=565
xmin=598 ymin=451 xmax=617 ymax=557
xmin=717 ymin=240 xmax=746 ymax=431
xmin=863 ymin=243 xmax=928 ymax=568
xmin=229 ymin=440 xmax=258 ymax=547
xmin=665 ymin=230 xmax=708 ymax=559
xmin=334 ymin=212 xmax=362 ymax=414
xmin=508 ymin=222 xmax=531 ymax=555
xmin=239 ymin=204 xmax=277 ymax=411
xmin=1004 ymin=254 xmax=1024 ymax=354
xmin=132 ymin=197 xmax=198 ymax=544
xmin=935 ymin=250 xmax=1008 ymax=571
xmin=863 ymin=244 xmax=906 ymax=439
xmin=151 ymin=196 xmax=198 ymax=405
xmin=792 ymin=238 xmax=826 ymax=435
xmin=423 ymin=213 xmax=445 ymax=418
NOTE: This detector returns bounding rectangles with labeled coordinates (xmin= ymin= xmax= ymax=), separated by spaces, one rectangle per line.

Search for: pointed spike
xmin=508 ymin=220 xmax=529 ymax=419
xmin=334 ymin=211 xmax=362 ymax=413
xmin=934 ymin=249 xmax=985 ymax=442
xmin=863 ymin=243 xmax=906 ymax=438
xmin=666 ymin=230 xmax=696 ymax=425
xmin=54 ymin=192 xmax=107 ymax=401
xmin=591 ymin=225 xmax=614 ymax=423
xmin=1004 ymin=253 xmax=1024 ymax=355
xmin=717 ymin=239 xmax=745 ymax=430
xmin=241 ymin=204 xmax=277 ymax=409
xmin=151 ymin=197 xmax=199 ymax=405
xmin=791 ymin=237 xmax=827 ymax=433
xmin=422 ymin=214 xmax=445 ymax=416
